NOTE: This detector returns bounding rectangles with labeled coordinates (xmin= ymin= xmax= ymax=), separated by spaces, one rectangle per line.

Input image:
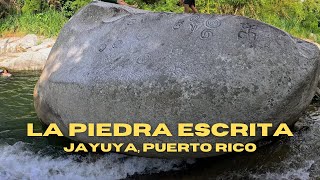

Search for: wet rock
xmin=293 ymin=118 xmax=310 ymax=132
xmin=34 ymin=2 xmax=320 ymax=158
xmin=309 ymin=161 xmax=320 ymax=179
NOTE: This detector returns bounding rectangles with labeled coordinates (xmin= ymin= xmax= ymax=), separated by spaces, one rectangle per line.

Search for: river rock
xmin=0 ymin=37 xmax=20 ymax=54
xmin=34 ymin=2 xmax=320 ymax=158
xmin=30 ymin=38 xmax=55 ymax=52
xmin=17 ymin=34 xmax=38 ymax=50
xmin=0 ymin=48 xmax=51 ymax=71
xmin=0 ymin=34 xmax=38 ymax=54
xmin=0 ymin=36 xmax=55 ymax=71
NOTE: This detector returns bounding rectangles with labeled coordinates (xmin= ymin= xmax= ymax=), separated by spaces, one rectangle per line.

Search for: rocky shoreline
xmin=0 ymin=34 xmax=55 ymax=71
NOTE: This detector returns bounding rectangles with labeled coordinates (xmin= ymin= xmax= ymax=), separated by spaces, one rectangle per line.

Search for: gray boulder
xmin=34 ymin=2 xmax=320 ymax=158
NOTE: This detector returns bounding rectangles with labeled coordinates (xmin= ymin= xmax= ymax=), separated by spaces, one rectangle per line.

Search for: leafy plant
xmin=21 ymin=0 xmax=42 ymax=13
xmin=62 ymin=0 xmax=91 ymax=18
xmin=1 ymin=9 xmax=67 ymax=37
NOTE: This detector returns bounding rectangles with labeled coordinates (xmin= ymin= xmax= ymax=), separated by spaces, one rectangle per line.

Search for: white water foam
xmin=249 ymin=160 xmax=314 ymax=180
xmin=0 ymin=142 xmax=194 ymax=180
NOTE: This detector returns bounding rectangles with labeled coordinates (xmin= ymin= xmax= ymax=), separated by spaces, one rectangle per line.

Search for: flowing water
xmin=1 ymin=72 xmax=320 ymax=180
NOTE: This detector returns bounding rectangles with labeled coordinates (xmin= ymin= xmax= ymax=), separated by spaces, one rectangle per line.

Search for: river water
xmin=0 ymin=72 xmax=320 ymax=180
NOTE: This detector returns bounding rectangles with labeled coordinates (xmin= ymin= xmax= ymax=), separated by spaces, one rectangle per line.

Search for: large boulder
xmin=34 ymin=2 xmax=320 ymax=158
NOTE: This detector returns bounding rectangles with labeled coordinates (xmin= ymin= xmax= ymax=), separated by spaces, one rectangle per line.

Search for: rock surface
xmin=0 ymin=34 xmax=55 ymax=70
xmin=34 ymin=2 xmax=320 ymax=158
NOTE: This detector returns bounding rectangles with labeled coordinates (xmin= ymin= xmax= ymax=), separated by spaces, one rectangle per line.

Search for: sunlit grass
xmin=0 ymin=0 xmax=319 ymax=43
xmin=0 ymin=9 xmax=68 ymax=38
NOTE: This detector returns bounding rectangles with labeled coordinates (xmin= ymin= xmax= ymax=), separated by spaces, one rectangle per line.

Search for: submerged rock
xmin=34 ymin=2 xmax=320 ymax=158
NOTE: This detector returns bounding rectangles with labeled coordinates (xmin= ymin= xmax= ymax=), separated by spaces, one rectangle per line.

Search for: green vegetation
xmin=22 ymin=0 xmax=42 ymax=14
xmin=139 ymin=0 xmax=320 ymax=43
xmin=0 ymin=9 xmax=68 ymax=37
xmin=0 ymin=0 xmax=319 ymax=43
xmin=0 ymin=0 xmax=68 ymax=37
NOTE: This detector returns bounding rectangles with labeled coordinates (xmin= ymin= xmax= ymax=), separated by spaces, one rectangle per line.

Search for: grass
xmin=0 ymin=9 xmax=68 ymax=38
xmin=139 ymin=0 xmax=320 ymax=43
xmin=0 ymin=1 xmax=319 ymax=44
xmin=255 ymin=14 xmax=320 ymax=43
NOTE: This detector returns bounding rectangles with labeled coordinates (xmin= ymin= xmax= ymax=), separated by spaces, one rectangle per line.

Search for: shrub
xmin=0 ymin=0 xmax=23 ymax=19
xmin=21 ymin=0 xmax=42 ymax=14
xmin=0 ymin=9 xmax=68 ymax=37
xmin=62 ymin=0 xmax=91 ymax=18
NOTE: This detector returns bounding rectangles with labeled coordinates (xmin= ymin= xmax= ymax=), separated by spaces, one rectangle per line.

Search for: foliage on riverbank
xmin=0 ymin=9 xmax=67 ymax=37
xmin=0 ymin=0 xmax=319 ymax=42
xmin=139 ymin=0 xmax=320 ymax=43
